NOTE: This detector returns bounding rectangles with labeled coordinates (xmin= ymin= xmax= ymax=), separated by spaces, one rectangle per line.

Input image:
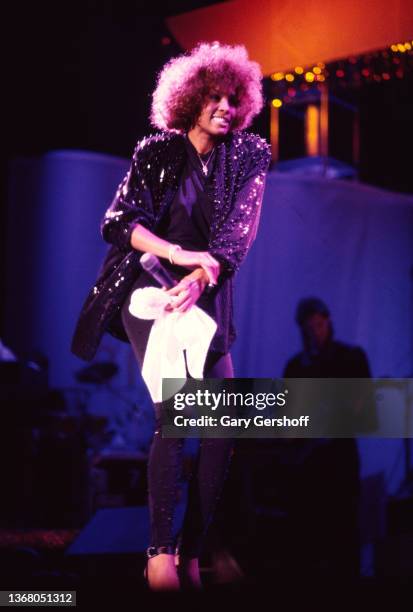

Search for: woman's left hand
xmin=165 ymin=268 xmax=208 ymax=313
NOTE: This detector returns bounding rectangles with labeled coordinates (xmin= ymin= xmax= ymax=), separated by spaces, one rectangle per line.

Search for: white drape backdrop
xmin=6 ymin=153 xmax=413 ymax=492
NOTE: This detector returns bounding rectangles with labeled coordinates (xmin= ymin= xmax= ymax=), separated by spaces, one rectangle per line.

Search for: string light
xmin=266 ymin=39 xmax=412 ymax=102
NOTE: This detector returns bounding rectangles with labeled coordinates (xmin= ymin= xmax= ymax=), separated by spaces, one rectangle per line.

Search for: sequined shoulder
xmin=132 ymin=131 xmax=184 ymax=162
xmin=232 ymin=131 xmax=270 ymax=153
xmin=230 ymin=131 xmax=271 ymax=169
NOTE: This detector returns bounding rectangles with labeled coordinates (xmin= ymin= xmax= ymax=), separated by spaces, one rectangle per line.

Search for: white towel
xmin=129 ymin=287 xmax=217 ymax=402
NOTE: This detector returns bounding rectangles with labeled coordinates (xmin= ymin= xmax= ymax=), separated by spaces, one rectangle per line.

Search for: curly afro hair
xmin=150 ymin=41 xmax=264 ymax=133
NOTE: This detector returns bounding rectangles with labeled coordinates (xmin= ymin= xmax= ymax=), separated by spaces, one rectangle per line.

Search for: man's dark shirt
xmin=283 ymin=339 xmax=377 ymax=436
xmin=284 ymin=340 xmax=371 ymax=378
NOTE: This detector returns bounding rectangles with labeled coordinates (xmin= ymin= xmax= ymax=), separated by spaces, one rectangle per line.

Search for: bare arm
xmin=130 ymin=223 xmax=173 ymax=259
xmin=130 ymin=223 xmax=221 ymax=285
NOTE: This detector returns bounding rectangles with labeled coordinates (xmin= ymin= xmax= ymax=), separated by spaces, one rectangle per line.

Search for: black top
xmin=157 ymin=136 xmax=215 ymax=250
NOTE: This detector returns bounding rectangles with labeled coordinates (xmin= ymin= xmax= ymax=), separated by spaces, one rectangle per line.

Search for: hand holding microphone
xmin=139 ymin=252 xmax=214 ymax=313
xmin=131 ymin=224 xmax=220 ymax=286
xmin=140 ymin=252 xmax=175 ymax=289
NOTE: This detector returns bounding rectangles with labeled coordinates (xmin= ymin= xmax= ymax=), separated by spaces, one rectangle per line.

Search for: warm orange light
xmin=313 ymin=66 xmax=322 ymax=74
xmin=317 ymin=62 xmax=325 ymax=69
xmin=305 ymin=104 xmax=319 ymax=157
xmin=316 ymin=74 xmax=326 ymax=82
xmin=390 ymin=44 xmax=398 ymax=52
xmin=405 ymin=42 xmax=412 ymax=50
xmin=305 ymin=72 xmax=315 ymax=82
xmin=271 ymin=98 xmax=282 ymax=108
xmin=294 ymin=66 xmax=304 ymax=74
xmin=397 ymin=43 xmax=406 ymax=52
xmin=270 ymin=100 xmax=279 ymax=163
xmin=168 ymin=3 xmax=413 ymax=79
xmin=285 ymin=73 xmax=295 ymax=81
xmin=271 ymin=72 xmax=284 ymax=81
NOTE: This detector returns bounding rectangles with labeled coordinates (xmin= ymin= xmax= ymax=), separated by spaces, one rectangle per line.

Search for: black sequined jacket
xmin=71 ymin=130 xmax=271 ymax=361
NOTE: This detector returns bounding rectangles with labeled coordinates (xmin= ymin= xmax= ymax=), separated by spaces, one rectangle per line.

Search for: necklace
xmin=197 ymin=148 xmax=215 ymax=176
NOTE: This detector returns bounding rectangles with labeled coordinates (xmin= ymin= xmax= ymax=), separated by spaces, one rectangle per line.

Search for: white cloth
xmin=129 ymin=287 xmax=217 ymax=402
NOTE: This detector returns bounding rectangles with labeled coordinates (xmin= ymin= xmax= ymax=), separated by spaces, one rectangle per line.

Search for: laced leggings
xmin=121 ymin=304 xmax=234 ymax=559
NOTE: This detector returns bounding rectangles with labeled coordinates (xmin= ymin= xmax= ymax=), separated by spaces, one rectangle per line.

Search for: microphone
xmin=139 ymin=253 xmax=175 ymax=289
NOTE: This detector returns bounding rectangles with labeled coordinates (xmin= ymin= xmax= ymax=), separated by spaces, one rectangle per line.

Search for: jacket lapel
xmin=153 ymin=135 xmax=186 ymax=227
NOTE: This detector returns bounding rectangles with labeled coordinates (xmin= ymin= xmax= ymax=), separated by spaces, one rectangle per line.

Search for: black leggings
xmin=121 ymin=300 xmax=234 ymax=558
